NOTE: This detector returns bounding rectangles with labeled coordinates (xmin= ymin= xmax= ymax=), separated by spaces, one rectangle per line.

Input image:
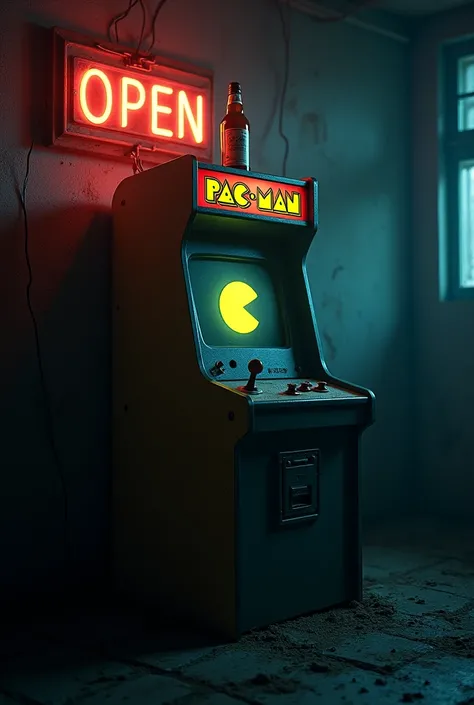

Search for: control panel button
xmin=314 ymin=381 xmax=329 ymax=393
xmin=297 ymin=381 xmax=313 ymax=392
xmin=284 ymin=383 xmax=299 ymax=396
xmin=210 ymin=361 xmax=225 ymax=377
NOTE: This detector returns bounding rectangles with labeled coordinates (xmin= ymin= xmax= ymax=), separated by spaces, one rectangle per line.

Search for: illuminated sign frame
xmin=52 ymin=28 xmax=213 ymax=164
xmin=197 ymin=166 xmax=312 ymax=224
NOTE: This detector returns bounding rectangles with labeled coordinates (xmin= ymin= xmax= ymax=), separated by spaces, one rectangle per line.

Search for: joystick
xmin=239 ymin=359 xmax=264 ymax=395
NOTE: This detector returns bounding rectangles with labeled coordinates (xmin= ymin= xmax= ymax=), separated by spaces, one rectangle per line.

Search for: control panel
xmin=214 ymin=359 xmax=367 ymax=404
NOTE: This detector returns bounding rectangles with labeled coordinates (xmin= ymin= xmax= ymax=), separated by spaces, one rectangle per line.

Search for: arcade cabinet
xmin=112 ymin=154 xmax=375 ymax=639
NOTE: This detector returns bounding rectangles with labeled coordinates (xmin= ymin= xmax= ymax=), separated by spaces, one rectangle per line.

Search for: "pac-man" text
xmin=204 ymin=176 xmax=301 ymax=217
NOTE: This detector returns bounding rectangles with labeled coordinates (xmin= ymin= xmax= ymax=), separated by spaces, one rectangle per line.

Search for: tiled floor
xmin=1 ymin=521 xmax=474 ymax=705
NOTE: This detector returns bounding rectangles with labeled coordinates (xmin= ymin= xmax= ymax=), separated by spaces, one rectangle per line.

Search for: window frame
xmin=441 ymin=37 xmax=474 ymax=301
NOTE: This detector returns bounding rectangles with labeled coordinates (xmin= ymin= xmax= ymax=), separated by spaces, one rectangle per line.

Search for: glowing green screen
xmin=189 ymin=258 xmax=286 ymax=348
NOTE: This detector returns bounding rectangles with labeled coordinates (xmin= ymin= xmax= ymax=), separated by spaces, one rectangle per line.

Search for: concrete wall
xmin=413 ymin=4 xmax=474 ymax=522
xmin=0 ymin=0 xmax=411 ymax=600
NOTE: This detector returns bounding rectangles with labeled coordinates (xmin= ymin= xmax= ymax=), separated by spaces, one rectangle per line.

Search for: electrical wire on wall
xmin=276 ymin=1 xmax=291 ymax=178
xmin=275 ymin=0 xmax=377 ymax=177
xmin=298 ymin=0 xmax=377 ymax=21
xmin=108 ymin=0 xmax=140 ymax=45
xmin=146 ymin=0 xmax=172 ymax=55
xmin=18 ymin=143 xmax=70 ymax=570
xmin=108 ymin=0 xmax=171 ymax=55
xmin=107 ymin=0 xmax=172 ymax=172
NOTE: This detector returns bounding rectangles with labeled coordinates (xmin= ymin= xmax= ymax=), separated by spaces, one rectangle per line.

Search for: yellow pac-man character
xmin=219 ymin=281 xmax=259 ymax=334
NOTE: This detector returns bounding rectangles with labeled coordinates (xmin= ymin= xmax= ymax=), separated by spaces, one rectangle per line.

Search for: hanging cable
xmin=276 ymin=0 xmax=377 ymax=176
xmin=288 ymin=0 xmax=377 ymax=22
xmin=123 ymin=0 xmax=172 ymax=175
xmin=108 ymin=0 xmax=140 ymax=44
xmin=276 ymin=1 xmax=291 ymax=178
xmin=147 ymin=0 xmax=171 ymax=54
xmin=18 ymin=143 xmax=70 ymax=569
xmin=135 ymin=0 xmax=148 ymax=55
xmin=130 ymin=145 xmax=145 ymax=173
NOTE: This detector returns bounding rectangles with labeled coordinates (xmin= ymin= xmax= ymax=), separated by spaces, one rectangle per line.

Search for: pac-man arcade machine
xmin=112 ymin=154 xmax=375 ymax=639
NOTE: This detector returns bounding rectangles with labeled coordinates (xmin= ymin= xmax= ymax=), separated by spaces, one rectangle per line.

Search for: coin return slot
xmin=290 ymin=485 xmax=312 ymax=509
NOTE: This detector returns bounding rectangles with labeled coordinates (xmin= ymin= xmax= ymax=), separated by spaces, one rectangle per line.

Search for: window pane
xmin=459 ymin=161 xmax=474 ymax=288
xmin=457 ymin=96 xmax=474 ymax=130
xmin=458 ymin=55 xmax=474 ymax=94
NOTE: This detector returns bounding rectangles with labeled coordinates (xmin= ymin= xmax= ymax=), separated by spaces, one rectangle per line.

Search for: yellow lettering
xmin=273 ymin=190 xmax=288 ymax=213
xmin=217 ymin=180 xmax=236 ymax=206
xmin=205 ymin=177 xmax=221 ymax=203
xmin=177 ymin=91 xmax=203 ymax=144
xmin=233 ymin=183 xmax=251 ymax=208
xmin=151 ymin=84 xmax=173 ymax=137
xmin=257 ymin=187 xmax=273 ymax=211
xmin=285 ymin=191 xmax=301 ymax=215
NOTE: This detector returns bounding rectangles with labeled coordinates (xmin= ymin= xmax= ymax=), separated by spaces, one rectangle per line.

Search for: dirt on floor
xmin=195 ymin=586 xmax=468 ymax=705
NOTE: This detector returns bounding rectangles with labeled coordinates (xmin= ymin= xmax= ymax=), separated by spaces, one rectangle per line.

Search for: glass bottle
xmin=219 ymin=82 xmax=250 ymax=170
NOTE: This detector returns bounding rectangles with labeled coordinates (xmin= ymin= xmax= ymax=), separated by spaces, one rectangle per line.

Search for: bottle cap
xmin=228 ymin=82 xmax=241 ymax=94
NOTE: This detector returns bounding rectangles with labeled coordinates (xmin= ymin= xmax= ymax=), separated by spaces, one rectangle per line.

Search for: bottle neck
xmin=227 ymin=93 xmax=243 ymax=113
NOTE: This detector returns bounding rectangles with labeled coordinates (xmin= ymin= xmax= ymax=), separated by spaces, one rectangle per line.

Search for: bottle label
xmin=223 ymin=128 xmax=249 ymax=168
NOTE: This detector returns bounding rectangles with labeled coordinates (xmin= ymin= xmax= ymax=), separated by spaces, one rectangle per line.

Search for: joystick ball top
xmin=248 ymin=359 xmax=264 ymax=375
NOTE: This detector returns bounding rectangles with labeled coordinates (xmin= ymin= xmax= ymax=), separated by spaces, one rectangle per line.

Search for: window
xmin=441 ymin=39 xmax=474 ymax=298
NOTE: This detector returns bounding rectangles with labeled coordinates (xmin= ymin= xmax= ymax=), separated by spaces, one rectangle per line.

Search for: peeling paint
xmin=323 ymin=331 xmax=337 ymax=360
xmin=300 ymin=112 xmax=327 ymax=145
xmin=331 ymin=265 xmax=344 ymax=280
xmin=321 ymin=293 xmax=343 ymax=323
xmin=82 ymin=180 xmax=100 ymax=203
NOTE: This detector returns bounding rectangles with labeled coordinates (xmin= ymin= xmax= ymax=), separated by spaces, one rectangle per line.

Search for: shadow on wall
xmin=310 ymin=265 xmax=415 ymax=524
xmin=0 ymin=207 xmax=112 ymax=606
xmin=21 ymin=22 xmax=53 ymax=152
xmin=316 ymin=313 xmax=417 ymax=526
xmin=358 ymin=325 xmax=417 ymax=525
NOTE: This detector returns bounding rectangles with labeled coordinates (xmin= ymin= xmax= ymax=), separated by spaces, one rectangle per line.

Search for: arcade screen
xmin=188 ymin=257 xmax=287 ymax=348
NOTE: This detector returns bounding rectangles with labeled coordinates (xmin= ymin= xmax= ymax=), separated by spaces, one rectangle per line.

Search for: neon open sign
xmin=52 ymin=29 xmax=213 ymax=163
